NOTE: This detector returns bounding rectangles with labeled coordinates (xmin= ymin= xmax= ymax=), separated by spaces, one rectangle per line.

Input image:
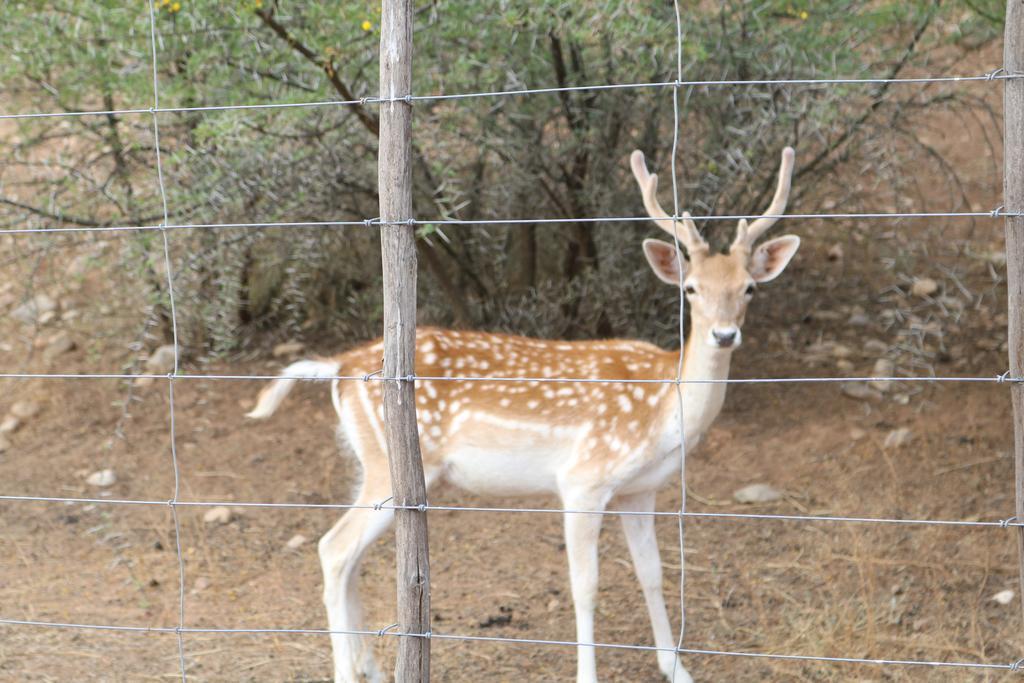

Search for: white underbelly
xmin=440 ymin=412 xmax=574 ymax=495
xmin=442 ymin=445 xmax=562 ymax=495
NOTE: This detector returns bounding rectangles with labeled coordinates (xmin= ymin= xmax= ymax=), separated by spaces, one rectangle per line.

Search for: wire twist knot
xmin=1001 ymin=516 xmax=1017 ymax=529
xmin=372 ymin=496 xmax=393 ymax=512
xmin=992 ymin=205 xmax=1005 ymax=218
xmin=377 ymin=623 xmax=398 ymax=638
xmin=986 ymin=68 xmax=1006 ymax=81
xmin=362 ymin=368 xmax=383 ymax=382
xmin=997 ymin=371 xmax=1012 ymax=384
xmin=1010 ymin=657 xmax=1024 ymax=672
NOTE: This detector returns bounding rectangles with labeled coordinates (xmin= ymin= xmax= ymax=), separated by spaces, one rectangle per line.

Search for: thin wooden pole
xmin=1005 ymin=0 xmax=1024 ymax=623
xmin=379 ymin=0 xmax=430 ymax=680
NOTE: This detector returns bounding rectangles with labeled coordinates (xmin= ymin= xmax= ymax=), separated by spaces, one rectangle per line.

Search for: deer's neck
xmin=660 ymin=329 xmax=734 ymax=450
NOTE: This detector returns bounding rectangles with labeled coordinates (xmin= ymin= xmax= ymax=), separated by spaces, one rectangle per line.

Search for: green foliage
xmin=0 ymin=0 xmax=1005 ymax=353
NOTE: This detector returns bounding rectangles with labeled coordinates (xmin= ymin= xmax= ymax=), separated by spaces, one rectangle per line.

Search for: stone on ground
xmin=733 ymin=483 xmax=783 ymax=504
xmin=86 ymin=469 xmax=117 ymax=487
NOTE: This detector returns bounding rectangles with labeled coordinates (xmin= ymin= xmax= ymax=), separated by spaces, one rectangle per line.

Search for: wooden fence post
xmin=1004 ymin=0 xmax=1024 ymax=623
xmin=379 ymin=0 xmax=430 ymax=680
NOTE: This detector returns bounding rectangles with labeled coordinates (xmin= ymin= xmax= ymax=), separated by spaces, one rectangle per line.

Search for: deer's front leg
xmin=616 ymin=491 xmax=693 ymax=683
xmin=561 ymin=488 xmax=610 ymax=683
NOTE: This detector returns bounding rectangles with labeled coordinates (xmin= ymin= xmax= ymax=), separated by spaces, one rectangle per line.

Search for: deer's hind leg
xmin=319 ymin=460 xmax=394 ymax=683
xmin=319 ymin=385 xmax=399 ymax=683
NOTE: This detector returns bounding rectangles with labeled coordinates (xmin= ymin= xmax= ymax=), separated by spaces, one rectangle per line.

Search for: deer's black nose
xmin=712 ymin=329 xmax=737 ymax=347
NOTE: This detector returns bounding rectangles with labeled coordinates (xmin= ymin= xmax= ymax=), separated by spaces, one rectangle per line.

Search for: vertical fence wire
xmin=668 ymin=0 xmax=688 ymax=678
xmin=145 ymin=2 xmax=187 ymax=680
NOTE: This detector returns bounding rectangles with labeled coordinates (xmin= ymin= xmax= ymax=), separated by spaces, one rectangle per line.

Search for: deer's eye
xmin=684 ymin=284 xmax=697 ymax=295
xmin=745 ymin=284 xmax=756 ymax=296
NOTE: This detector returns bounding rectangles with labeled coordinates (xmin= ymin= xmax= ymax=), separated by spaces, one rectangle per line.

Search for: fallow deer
xmin=246 ymin=147 xmax=800 ymax=683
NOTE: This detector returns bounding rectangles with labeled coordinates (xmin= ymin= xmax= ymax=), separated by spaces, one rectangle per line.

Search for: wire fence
xmin=2 ymin=1 xmax=1024 ymax=681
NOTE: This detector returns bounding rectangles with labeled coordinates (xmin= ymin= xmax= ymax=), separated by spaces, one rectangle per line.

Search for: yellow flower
xmin=170 ymin=1 xmax=181 ymax=11
xmin=799 ymin=10 xmax=809 ymax=19
xmin=361 ymin=20 xmax=372 ymax=31
xmin=254 ymin=0 xmax=262 ymax=6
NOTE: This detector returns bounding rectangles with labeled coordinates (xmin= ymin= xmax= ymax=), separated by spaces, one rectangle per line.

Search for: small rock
xmin=9 ymin=400 xmax=40 ymax=419
xmin=831 ymin=344 xmax=854 ymax=359
xmin=546 ymin=598 xmax=560 ymax=613
xmin=827 ymin=244 xmax=844 ymax=261
xmin=38 ymin=310 xmax=57 ymax=326
xmin=836 ymin=359 xmax=855 ymax=373
xmin=883 ymin=428 xmax=913 ymax=449
xmin=892 ymin=393 xmax=911 ymax=406
xmin=286 ymin=534 xmax=308 ymax=550
xmin=145 ymin=345 xmax=177 ymax=374
xmin=868 ymin=359 xmax=895 ymax=393
xmin=136 ymin=345 xmax=177 ymax=387
xmin=840 ymin=382 xmax=883 ymax=403
xmin=192 ymin=577 xmax=211 ymax=592
xmin=43 ymin=332 xmax=75 ymax=361
xmin=203 ymin=506 xmax=233 ymax=525
xmin=11 ymin=293 xmax=58 ymax=325
xmin=0 ymin=415 xmax=21 ymax=434
xmin=273 ymin=341 xmax=306 ymax=358
xmin=992 ymin=589 xmax=1015 ymax=605
xmin=733 ymin=483 xmax=784 ymax=504
xmin=849 ymin=428 xmax=868 ymax=441
xmin=847 ymin=313 xmax=871 ymax=327
xmin=911 ymin=278 xmax=939 ymax=298
xmin=864 ymin=339 xmax=889 ymax=355
xmin=86 ymin=469 xmax=117 ymax=487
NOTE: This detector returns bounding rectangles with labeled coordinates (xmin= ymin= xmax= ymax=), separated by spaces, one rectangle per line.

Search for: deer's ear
xmin=749 ymin=235 xmax=800 ymax=283
xmin=643 ymin=238 xmax=686 ymax=285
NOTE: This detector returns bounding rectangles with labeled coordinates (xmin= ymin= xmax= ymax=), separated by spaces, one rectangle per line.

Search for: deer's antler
xmin=630 ymin=150 xmax=708 ymax=256
xmin=730 ymin=146 xmax=795 ymax=253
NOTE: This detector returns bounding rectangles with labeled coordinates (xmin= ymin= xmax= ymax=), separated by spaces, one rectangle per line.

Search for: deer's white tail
xmin=245 ymin=359 xmax=341 ymax=419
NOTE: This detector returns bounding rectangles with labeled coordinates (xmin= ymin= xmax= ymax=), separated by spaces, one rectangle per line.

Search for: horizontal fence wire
xmin=0 ymin=371 xmax=1017 ymax=383
xmin=0 ymin=617 xmax=1021 ymax=673
xmin=0 ymin=493 xmax=1021 ymax=528
xmin=0 ymin=70 xmax=1021 ymax=121
xmin=1 ymin=210 xmax=1021 ymax=236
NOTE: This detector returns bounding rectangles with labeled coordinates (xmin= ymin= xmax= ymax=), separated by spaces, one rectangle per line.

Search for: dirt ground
xmin=2 ymin=44 xmax=1022 ymax=683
